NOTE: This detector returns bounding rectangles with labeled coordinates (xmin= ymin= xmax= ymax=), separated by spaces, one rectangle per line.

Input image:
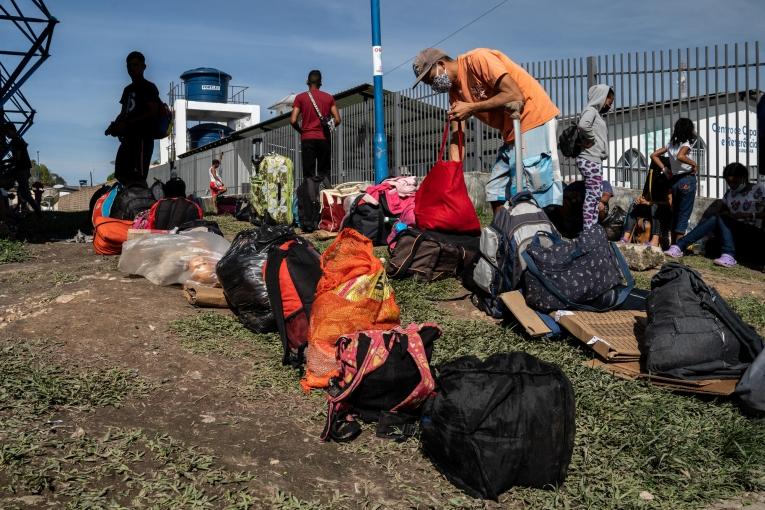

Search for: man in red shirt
xmin=290 ymin=70 xmax=341 ymax=232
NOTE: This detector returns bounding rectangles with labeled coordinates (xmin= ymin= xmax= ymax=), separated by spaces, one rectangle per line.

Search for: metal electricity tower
xmin=0 ymin=0 xmax=58 ymax=138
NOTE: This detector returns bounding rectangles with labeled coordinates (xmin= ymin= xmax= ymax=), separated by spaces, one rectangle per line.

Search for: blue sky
xmin=7 ymin=0 xmax=765 ymax=184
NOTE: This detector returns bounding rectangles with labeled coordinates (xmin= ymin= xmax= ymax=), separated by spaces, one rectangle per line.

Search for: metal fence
xmin=151 ymin=41 xmax=762 ymax=200
xmin=524 ymin=42 xmax=763 ymax=197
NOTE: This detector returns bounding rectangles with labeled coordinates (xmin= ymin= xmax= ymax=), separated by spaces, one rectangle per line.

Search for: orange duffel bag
xmin=302 ymin=228 xmax=400 ymax=390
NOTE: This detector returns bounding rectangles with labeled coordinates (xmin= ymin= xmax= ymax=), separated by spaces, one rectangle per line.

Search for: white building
xmin=601 ymin=90 xmax=760 ymax=199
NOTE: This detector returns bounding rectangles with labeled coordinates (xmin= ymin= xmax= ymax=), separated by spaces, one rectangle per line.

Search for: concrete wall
xmin=57 ymin=186 xmax=102 ymax=212
xmin=464 ymin=171 xmax=715 ymax=229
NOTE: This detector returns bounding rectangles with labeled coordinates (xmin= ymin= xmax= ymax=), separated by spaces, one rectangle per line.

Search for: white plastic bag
xmin=118 ymin=231 xmax=231 ymax=286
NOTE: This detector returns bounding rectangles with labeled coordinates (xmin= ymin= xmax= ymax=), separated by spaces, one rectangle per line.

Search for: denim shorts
xmin=486 ymin=119 xmax=560 ymax=204
xmin=671 ymin=173 xmax=696 ymax=233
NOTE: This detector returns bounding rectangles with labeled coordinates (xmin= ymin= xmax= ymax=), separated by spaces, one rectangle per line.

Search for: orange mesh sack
xmin=303 ymin=228 xmax=400 ymax=390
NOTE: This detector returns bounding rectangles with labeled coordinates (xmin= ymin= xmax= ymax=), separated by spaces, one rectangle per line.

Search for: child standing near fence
xmin=650 ymin=118 xmax=698 ymax=244
xmin=209 ymin=152 xmax=226 ymax=198
xmin=576 ymin=85 xmax=615 ymax=230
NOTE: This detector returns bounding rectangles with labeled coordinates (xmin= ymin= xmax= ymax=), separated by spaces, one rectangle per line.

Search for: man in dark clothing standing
xmin=105 ymin=51 xmax=161 ymax=186
xmin=290 ymin=70 xmax=341 ymax=232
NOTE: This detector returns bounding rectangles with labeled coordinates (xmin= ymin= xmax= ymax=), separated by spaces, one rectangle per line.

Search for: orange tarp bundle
xmin=302 ymin=228 xmax=400 ymax=390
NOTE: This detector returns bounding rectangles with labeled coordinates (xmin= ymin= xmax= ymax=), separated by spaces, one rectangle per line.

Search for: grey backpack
xmin=471 ymin=193 xmax=558 ymax=318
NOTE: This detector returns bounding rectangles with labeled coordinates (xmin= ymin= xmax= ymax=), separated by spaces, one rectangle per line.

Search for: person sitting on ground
xmin=650 ymin=118 xmax=698 ymax=245
xmin=664 ymin=162 xmax=765 ymax=268
xmin=209 ymin=153 xmax=226 ymax=199
xmin=547 ymin=179 xmax=613 ymax=238
xmin=620 ymin=157 xmax=672 ymax=247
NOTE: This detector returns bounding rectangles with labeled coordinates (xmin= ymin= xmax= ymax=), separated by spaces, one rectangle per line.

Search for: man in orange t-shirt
xmin=413 ymin=47 xmax=562 ymax=211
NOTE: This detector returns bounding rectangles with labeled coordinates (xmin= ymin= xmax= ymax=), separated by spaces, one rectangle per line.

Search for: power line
xmin=387 ymin=0 xmax=510 ymax=75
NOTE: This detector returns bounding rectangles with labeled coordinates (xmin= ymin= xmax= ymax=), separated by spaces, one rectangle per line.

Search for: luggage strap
xmin=320 ymin=323 xmax=439 ymax=442
xmin=521 ymin=240 xmax=634 ymax=312
xmin=436 ymin=120 xmax=464 ymax=164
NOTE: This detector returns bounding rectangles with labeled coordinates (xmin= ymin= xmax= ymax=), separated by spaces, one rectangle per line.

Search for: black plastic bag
xmin=600 ymin=204 xmax=627 ymax=242
xmin=216 ymin=225 xmax=295 ymax=333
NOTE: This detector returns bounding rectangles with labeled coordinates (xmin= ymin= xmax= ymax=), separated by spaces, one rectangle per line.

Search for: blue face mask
xmin=430 ymin=66 xmax=451 ymax=93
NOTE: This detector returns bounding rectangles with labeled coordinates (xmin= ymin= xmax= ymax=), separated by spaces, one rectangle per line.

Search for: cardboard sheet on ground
xmin=556 ymin=310 xmax=644 ymax=361
xmin=586 ymin=359 xmax=738 ymax=396
xmin=556 ymin=309 xmax=737 ymax=396
xmin=500 ymin=291 xmax=551 ymax=337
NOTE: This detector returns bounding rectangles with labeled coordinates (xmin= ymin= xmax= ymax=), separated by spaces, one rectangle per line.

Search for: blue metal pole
xmin=371 ymin=0 xmax=388 ymax=183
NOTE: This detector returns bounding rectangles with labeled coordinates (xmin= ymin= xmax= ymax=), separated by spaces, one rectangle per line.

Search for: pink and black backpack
xmin=321 ymin=323 xmax=440 ymax=442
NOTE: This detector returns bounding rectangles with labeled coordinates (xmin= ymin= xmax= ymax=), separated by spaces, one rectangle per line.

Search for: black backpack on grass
xmin=469 ymin=193 xmax=558 ymax=318
xmin=341 ymin=193 xmax=398 ymax=246
xmin=148 ymin=197 xmax=203 ymax=230
xmin=265 ymin=236 xmax=323 ymax=367
xmin=643 ymin=263 xmax=763 ymax=379
xmin=110 ymin=183 xmax=156 ymax=220
xmin=421 ymin=352 xmax=575 ymax=500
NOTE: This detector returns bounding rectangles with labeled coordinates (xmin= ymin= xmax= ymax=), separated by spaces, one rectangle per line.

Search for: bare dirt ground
xmin=1 ymin=240 xmax=763 ymax=509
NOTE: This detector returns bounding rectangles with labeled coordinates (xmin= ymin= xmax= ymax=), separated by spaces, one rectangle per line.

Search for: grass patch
xmin=204 ymin=214 xmax=253 ymax=237
xmin=385 ymin=277 xmax=765 ymax=510
xmin=682 ymin=254 xmax=765 ymax=284
xmin=0 ymin=342 xmax=148 ymax=416
xmin=50 ymin=271 xmax=79 ymax=285
xmin=169 ymin=312 xmax=307 ymax=395
xmin=0 ymin=239 xmax=29 ymax=264
xmin=0 ymin=340 xmax=275 ymax=507
xmin=168 ymin=311 xmax=258 ymax=357
xmin=729 ymin=296 xmax=765 ymax=333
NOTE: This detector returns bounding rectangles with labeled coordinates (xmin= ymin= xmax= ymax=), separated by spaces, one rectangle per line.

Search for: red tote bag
xmin=414 ymin=122 xmax=481 ymax=235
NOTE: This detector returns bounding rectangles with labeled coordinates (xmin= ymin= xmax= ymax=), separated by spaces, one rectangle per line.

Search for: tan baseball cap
xmin=412 ymin=47 xmax=449 ymax=88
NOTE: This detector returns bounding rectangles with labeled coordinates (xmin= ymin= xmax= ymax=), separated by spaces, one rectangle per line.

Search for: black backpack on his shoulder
xmin=421 ymin=352 xmax=575 ymax=500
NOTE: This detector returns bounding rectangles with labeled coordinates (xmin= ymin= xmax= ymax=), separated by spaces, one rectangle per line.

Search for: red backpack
xmin=415 ymin=122 xmax=481 ymax=235
xmin=321 ymin=323 xmax=440 ymax=442
xmin=264 ymin=237 xmax=323 ymax=367
xmin=147 ymin=197 xmax=203 ymax=230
